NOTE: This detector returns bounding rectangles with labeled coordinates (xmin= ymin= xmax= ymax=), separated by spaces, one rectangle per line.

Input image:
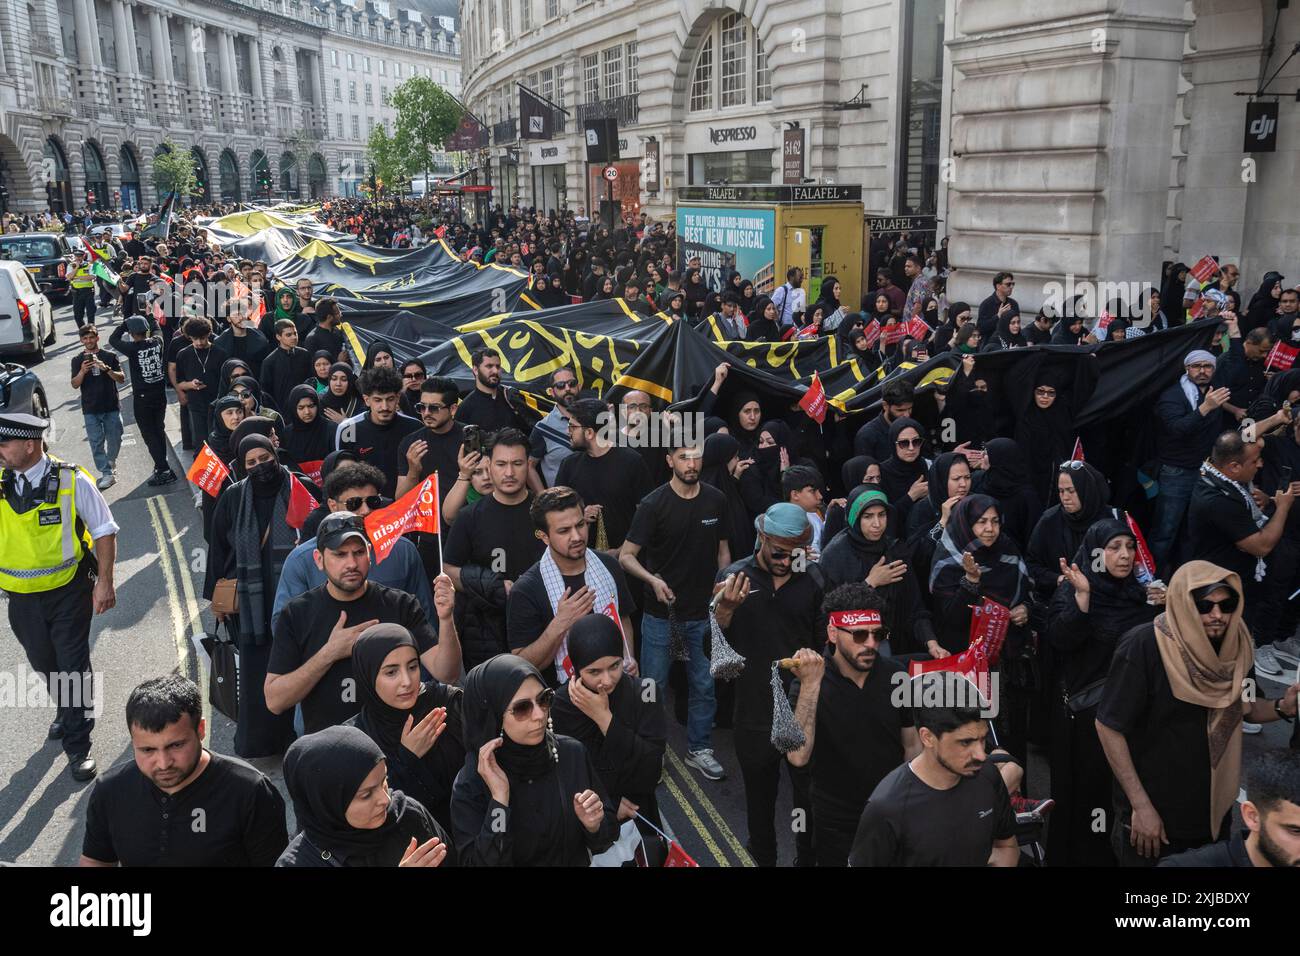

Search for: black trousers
xmin=813 ymin=802 xmax=859 ymax=867
xmin=177 ymin=391 xmax=193 ymax=449
xmin=733 ymin=726 xmax=814 ymax=867
xmin=132 ymin=396 xmax=171 ymax=472
xmin=186 ymin=403 xmax=210 ymax=454
xmin=1110 ymin=807 xmax=1217 ymax=867
xmin=6 ymin=570 xmax=95 ymax=757
xmin=71 ymin=288 xmax=96 ymax=328
xmin=232 ymin=635 xmax=296 ymax=759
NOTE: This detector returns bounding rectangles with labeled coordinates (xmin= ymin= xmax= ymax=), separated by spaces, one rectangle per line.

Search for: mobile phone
xmin=463 ymin=424 xmax=482 ymax=456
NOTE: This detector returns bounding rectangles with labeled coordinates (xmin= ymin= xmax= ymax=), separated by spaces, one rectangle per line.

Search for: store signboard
xmin=676 ymin=206 xmax=776 ymax=293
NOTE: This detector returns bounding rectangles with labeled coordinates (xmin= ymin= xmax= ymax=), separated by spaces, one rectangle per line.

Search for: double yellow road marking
xmin=145 ymin=495 xmax=210 ymax=730
xmin=661 ymin=747 xmax=755 ymax=867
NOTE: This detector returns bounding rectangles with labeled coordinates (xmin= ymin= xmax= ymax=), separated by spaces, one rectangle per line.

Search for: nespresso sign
xmin=709 ymin=125 xmax=758 ymax=145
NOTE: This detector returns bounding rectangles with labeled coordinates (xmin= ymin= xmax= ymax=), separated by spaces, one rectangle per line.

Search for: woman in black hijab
xmin=1045 ymin=519 xmax=1161 ymax=866
xmin=1025 ymin=461 xmax=1116 ymax=607
xmin=321 ymin=362 xmax=360 ymax=424
xmin=1051 ymin=314 xmax=1089 ymax=345
xmin=1013 ymin=367 xmax=1076 ymax=504
xmin=683 ymin=268 xmax=708 ymax=322
xmin=220 ymin=357 xmax=253 ymax=393
xmin=700 ymin=432 xmax=751 ymax=558
xmin=976 ymin=437 xmax=1043 ymax=548
xmin=905 ymin=451 xmax=973 ymax=541
xmin=728 ymin=389 xmax=764 ymax=458
xmin=306 ymin=350 xmax=334 ymax=395
xmin=820 ymin=487 xmax=937 ymax=657
xmin=658 ymin=288 xmax=686 ymax=320
xmin=1245 ymin=270 xmax=1285 ymax=333
xmin=362 ymin=339 xmax=396 ymax=371
xmin=945 ymin=356 xmax=999 ymax=447
xmin=815 ymin=275 xmax=844 ymax=329
xmin=397 ymin=359 xmax=427 ymax=418
xmin=740 ymin=419 xmax=796 ymax=518
xmin=821 ymin=455 xmax=882 ymax=543
xmin=346 ymin=623 xmax=466 ymax=828
xmin=451 ymin=655 xmax=618 ymax=866
xmin=983 ymin=311 xmax=1028 ymax=351
xmin=878 ymin=417 xmax=930 ymax=522
xmin=537 ymin=274 xmax=570 ymax=309
xmin=203 ymin=435 xmax=300 ymax=757
xmin=1160 ymin=263 xmax=1191 ymax=326
xmin=552 ymin=615 xmax=666 ymax=839
xmin=230 ymin=375 xmax=282 ymax=427
xmin=745 ymin=295 xmax=781 ymax=342
xmin=277 ymin=725 xmax=452 ymax=867
xmin=205 ymin=394 xmax=247 ymax=465
xmin=282 ymin=384 xmax=333 ymax=465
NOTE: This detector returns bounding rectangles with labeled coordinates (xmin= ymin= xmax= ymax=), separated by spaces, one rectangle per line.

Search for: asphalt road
xmin=0 ymin=298 xmax=1294 ymax=867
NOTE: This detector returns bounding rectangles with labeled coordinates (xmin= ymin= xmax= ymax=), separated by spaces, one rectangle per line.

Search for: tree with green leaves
xmin=152 ymin=142 xmax=197 ymax=200
xmin=391 ymin=75 xmax=460 ymax=195
xmin=366 ymin=124 xmax=410 ymax=196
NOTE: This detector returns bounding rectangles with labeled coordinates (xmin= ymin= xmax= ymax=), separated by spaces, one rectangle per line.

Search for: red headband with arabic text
xmin=828 ymin=610 xmax=883 ymax=630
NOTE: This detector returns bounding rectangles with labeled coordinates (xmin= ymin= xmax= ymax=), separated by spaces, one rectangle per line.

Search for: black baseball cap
xmin=316 ymin=512 xmax=369 ymax=552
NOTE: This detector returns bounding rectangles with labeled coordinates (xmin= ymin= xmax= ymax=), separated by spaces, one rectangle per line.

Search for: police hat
xmin=0 ymin=412 xmax=49 ymax=440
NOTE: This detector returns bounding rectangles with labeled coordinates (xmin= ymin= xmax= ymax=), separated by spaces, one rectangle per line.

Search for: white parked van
xmin=0 ymin=260 xmax=56 ymax=361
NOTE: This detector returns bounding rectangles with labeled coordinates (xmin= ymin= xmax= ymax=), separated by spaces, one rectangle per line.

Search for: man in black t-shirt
xmin=80 ymin=676 xmax=287 ymax=867
xmin=787 ymin=583 xmax=920 ymax=867
xmin=172 ymin=317 xmax=229 ymax=458
xmin=265 ymin=513 xmax=440 ymax=733
xmin=507 ymin=486 xmax=636 ymax=687
xmin=396 ymin=375 xmax=466 ymax=503
xmin=454 ymin=347 xmax=527 ymax=434
xmin=302 ymin=296 xmax=349 ymax=365
xmin=849 ymin=675 xmax=1019 ymax=867
xmin=620 ymin=443 xmax=731 ymax=780
xmin=443 ymin=428 xmax=544 ymax=668
xmin=555 ymin=398 xmax=652 ymax=553
xmin=334 ymin=365 xmax=423 ymax=498
xmin=108 ymin=316 xmax=175 ymax=484
xmin=70 ymin=325 xmax=126 ymax=490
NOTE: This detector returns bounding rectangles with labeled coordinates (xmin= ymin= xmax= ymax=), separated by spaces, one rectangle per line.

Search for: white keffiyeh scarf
xmin=1199 ymin=460 xmax=1268 ymax=581
xmin=539 ymin=548 xmax=628 ymax=682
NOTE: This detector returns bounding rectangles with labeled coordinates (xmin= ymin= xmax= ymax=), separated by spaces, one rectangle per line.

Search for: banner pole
xmin=434 ymin=472 xmax=444 ymax=571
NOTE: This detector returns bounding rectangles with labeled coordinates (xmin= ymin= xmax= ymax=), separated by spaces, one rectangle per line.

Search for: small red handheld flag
xmin=1071 ymin=437 xmax=1085 ymax=462
xmin=1189 ymin=255 xmax=1220 ymax=285
xmin=363 ymin=474 xmax=441 ymax=564
xmin=903 ymin=315 xmax=931 ymax=341
xmin=1124 ymin=512 xmax=1157 ymax=585
xmin=860 ymin=318 xmax=882 ymax=347
xmin=286 ymin=473 xmax=318 ymax=530
xmin=1266 ymin=341 xmax=1299 ymax=372
xmin=186 ymin=443 xmax=230 ymax=498
xmin=664 ymin=841 xmax=699 ymax=868
xmin=798 ymin=371 xmax=828 ymax=424
xmin=297 ymin=459 xmax=324 ymax=484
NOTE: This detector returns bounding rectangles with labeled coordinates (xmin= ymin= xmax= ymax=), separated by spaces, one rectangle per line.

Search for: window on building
xmin=582 ymin=53 xmax=598 ymax=103
xmin=337 ymin=113 xmax=344 ymax=137
xmin=438 ymin=68 xmax=447 ymax=83
xmin=898 ymin=0 xmax=945 ymax=216
xmin=381 ymin=85 xmax=389 ymax=106
xmin=333 ymin=78 xmax=341 ymax=101
xmin=351 ymin=115 xmax=359 ymax=139
xmin=396 ymin=62 xmax=402 ymax=78
xmin=602 ymin=45 xmax=623 ymax=100
xmin=363 ymin=56 xmax=371 ymax=72
xmin=625 ymin=40 xmax=638 ymax=96
xmin=347 ymin=53 xmax=354 ymax=70
xmin=720 ymin=12 xmax=747 ymax=108
xmin=541 ymin=67 xmax=554 ymax=104
xmin=689 ymin=148 xmax=773 ymax=185
xmin=690 ymin=35 xmax=713 ymax=112
xmin=365 ymin=83 xmax=373 ymax=104
xmin=755 ymin=33 xmax=771 ymax=102
xmin=349 ymin=81 xmax=357 ymax=102
xmin=545 ymin=0 xmax=560 ymax=19
xmin=527 ymin=72 xmax=538 ymax=94
xmin=330 ymin=50 xmax=338 ymax=67
xmin=488 ymin=0 xmax=497 ymax=45
xmin=521 ymin=0 xmax=532 ymax=32
xmin=368 ymin=116 xmax=375 ymax=133
xmin=379 ymin=60 xmax=386 ymax=76
xmin=554 ymin=62 xmax=564 ymax=106
xmin=502 ymin=0 xmax=512 ymax=37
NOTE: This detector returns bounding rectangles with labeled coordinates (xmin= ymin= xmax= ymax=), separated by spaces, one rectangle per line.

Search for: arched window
xmin=190 ymin=146 xmax=210 ymax=203
xmin=119 ymin=144 xmax=141 ymax=211
xmin=43 ymin=139 xmax=72 ymax=213
xmin=279 ymin=152 xmax=298 ymax=197
xmin=219 ymin=149 xmax=241 ymax=202
xmin=307 ymin=154 xmax=326 ymax=200
xmin=82 ymin=142 xmax=108 ymax=209
xmin=689 ymin=14 xmax=771 ymax=113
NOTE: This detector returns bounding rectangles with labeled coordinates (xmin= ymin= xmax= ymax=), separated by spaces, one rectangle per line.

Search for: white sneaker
xmin=685 ymin=748 xmax=726 ymax=781
xmin=1242 ymin=721 xmax=1262 ymax=735
xmin=96 ymin=473 xmax=115 ymax=491
xmin=1255 ymin=645 xmax=1285 ymax=677
xmin=1270 ymin=637 xmax=1300 ymax=667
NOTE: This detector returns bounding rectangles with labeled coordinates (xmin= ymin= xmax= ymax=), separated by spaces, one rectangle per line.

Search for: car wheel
xmin=43 ymin=315 xmax=56 ymax=345
xmin=31 ymin=390 xmax=48 ymax=420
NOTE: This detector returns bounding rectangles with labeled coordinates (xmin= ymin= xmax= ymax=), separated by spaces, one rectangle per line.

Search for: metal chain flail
xmin=666 ymin=599 xmax=689 ymax=662
xmin=769 ymin=662 xmax=806 ymax=753
xmin=707 ymin=604 xmax=746 ymax=680
xmin=594 ymin=509 xmax=609 ymax=552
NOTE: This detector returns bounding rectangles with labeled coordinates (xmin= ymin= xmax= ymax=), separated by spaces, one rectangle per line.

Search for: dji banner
xmin=1244 ymin=101 xmax=1279 ymax=153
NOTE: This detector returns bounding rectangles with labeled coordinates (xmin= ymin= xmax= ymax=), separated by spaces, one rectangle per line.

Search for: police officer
xmin=70 ymin=248 xmax=96 ymax=330
xmin=0 ymin=413 xmax=118 ymax=781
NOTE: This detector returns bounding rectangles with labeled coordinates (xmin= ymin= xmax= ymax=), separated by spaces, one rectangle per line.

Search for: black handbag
xmin=1063 ymin=677 xmax=1106 ymax=715
xmin=200 ymin=624 xmax=239 ymax=722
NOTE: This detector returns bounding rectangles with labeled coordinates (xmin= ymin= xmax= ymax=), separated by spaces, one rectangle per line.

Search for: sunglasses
xmin=1034 ymin=388 xmax=1057 ymax=398
xmin=837 ymin=626 xmax=889 ymax=645
xmin=415 ymin=402 xmax=450 ymax=413
xmin=1059 ymin=460 xmax=1086 ymax=472
xmin=403 ymin=371 xmax=426 ymax=380
xmin=552 ymin=380 xmax=579 ymax=391
xmin=896 ymin=438 xmax=923 ymax=449
xmin=1194 ymin=593 xmax=1239 ymax=615
xmin=507 ymin=687 xmax=556 ymax=721
xmin=232 ymin=389 xmax=254 ymax=399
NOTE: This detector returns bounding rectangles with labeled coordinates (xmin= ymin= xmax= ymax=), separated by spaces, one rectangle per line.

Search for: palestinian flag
xmin=141 ymin=191 xmax=176 ymax=240
xmin=83 ymin=242 xmax=119 ymax=286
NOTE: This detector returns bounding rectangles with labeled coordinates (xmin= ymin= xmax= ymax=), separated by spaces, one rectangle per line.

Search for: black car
xmin=0 ymin=233 xmax=75 ymax=300
xmin=0 ymin=361 xmax=49 ymax=419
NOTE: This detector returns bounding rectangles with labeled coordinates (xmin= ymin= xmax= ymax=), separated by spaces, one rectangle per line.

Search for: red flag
xmin=286 ymin=473 xmax=318 ymax=530
xmin=860 ymin=318 xmax=882 ymax=347
xmin=1188 ymin=296 xmax=1207 ymax=320
xmin=907 ymin=598 xmax=1010 ymax=683
xmin=1071 ymin=437 xmax=1085 ymax=462
xmin=297 ymin=459 xmax=324 ymax=484
xmin=798 ymin=371 xmax=828 ymax=424
xmin=434 ymin=225 xmax=447 ymax=238
xmin=1095 ymin=310 xmax=1114 ymax=336
xmin=1124 ymin=512 xmax=1157 ymax=585
xmin=883 ymin=320 xmax=907 ymax=345
xmin=664 ymin=841 xmax=699 ymax=868
xmin=363 ymin=474 xmax=440 ymax=564
xmin=1266 ymin=341 xmax=1299 ymax=372
xmin=186 ymin=443 xmax=230 ymax=498
xmin=1189 ymin=255 xmax=1220 ymax=285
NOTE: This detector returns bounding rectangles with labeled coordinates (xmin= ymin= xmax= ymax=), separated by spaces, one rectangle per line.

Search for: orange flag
xmin=363 ymin=474 xmax=440 ymax=564
xmin=186 ymin=443 xmax=230 ymax=497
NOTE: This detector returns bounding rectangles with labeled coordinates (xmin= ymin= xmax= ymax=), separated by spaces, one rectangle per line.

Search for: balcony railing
xmin=492 ymin=117 xmax=517 ymax=144
xmin=575 ymin=93 xmax=639 ymax=127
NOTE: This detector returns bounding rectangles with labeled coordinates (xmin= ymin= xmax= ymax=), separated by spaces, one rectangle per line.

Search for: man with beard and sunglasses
xmin=1097 ymin=563 xmax=1300 ymax=866
xmin=849 ymin=672 xmax=1019 ymax=867
xmin=395 ymin=376 xmax=466 ymax=503
xmin=455 ymin=348 xmax=527 ymax=434
xmin=80 ymin=676 xmax=288 ymax=867
xmin=266 ymin=512 xmax=455 ymax=733
xmin=1161 ymin=748 xmax=1300 ymax=867
xmin=528 ymin=367 xmax=580 ymax=492
xmin=786 ymin=583 xmax=921 ymax=867
xmin=712 ymin=502 xmax=824 ymax=866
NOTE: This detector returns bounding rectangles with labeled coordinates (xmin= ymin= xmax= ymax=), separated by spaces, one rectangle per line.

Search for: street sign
xmin=602 ymin=165 xmax=618 ymax=182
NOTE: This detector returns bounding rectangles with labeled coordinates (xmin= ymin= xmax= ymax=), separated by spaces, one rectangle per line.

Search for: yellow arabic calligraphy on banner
xmin=450 ymin=321 xmax=646 ymax=396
